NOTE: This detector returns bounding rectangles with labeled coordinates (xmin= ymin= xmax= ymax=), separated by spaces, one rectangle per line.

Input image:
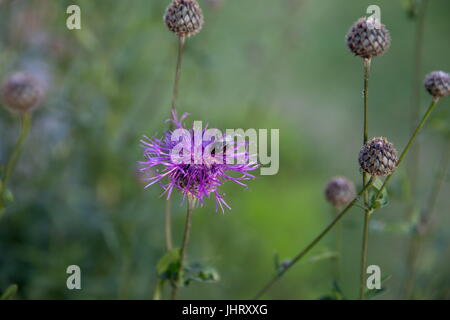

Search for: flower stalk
xmin=0 ymin=112 xmax=32 ymax=215
xmin=359 ymin=57 xmax=371 ymax=299
xmin=254 ymin=177 xmax=375 ymax=299
xmin=164 ymin=35 xmax=186 ymax=251
xmin=171 ymin=195 xmax=195 ymax=300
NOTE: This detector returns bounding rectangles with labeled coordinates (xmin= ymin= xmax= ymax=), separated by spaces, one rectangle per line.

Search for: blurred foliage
xmin=0 ymin=0 xmax=449 ymax=299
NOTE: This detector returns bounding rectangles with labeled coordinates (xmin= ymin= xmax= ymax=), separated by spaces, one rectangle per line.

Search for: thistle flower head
xmin=164 ymin=0 xmax=204 ymax=38
xmin=359 ymin=137 xmax=398 ymax=177
xmin=139 ymin=111 xmax=258 ymax=211
xmin=424 ymin=71 xmax=450 ymax=98
xmin=346 ymin=17 xmax=391 ymax=59
xmin=2 ymin=71 xmax=44 ymax=112
xmin=324 ymin=176 xmax=356 ymax=208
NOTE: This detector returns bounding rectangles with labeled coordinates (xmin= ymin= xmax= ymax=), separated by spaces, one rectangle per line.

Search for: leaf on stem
xmin=184 ymin=262 xmax=220 ymax=286
xmin=0 ymin=284 xmax=18 ymax=300
xmin=368 ymin=178 xmax=389 ymax=209
xmin=364 ymin=274 xmax=391 ymax=299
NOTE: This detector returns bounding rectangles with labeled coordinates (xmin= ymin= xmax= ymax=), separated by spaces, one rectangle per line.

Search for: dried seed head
xmin=324 ymin=176 xmax=356 ymax=207
xmin=346 ymin=17 xmax=391 ymax=59
xmin=164 ymin=0 xmax=204 ymax=38
xmin=359 ymin=137 xmax=398 ymax=176
xmin=2 ymin=71 xmax=44 ymax=112
xmin=424 ymin=71 xmax=450 ymax=98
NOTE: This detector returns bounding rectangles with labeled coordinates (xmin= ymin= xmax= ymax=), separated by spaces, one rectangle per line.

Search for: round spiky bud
xmin=424 ymin=71 xmax=450 ymax=98
xmin=359 ymin=137 xmax=398 ymax=176
xmin=164 ymin=0 xmax=204 ymax=38
xmin=346 ymin=17 xmax=391 ymax=59
xmin=2 ymin=71 xmax=44 ymax=112
xmin=324 ymin=176 xmax=356 ymax=207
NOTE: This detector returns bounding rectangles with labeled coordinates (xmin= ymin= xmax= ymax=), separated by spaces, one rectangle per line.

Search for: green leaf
xmin=368 ymin=178 xmax=389 ymax=209
xmin=156 ymin=248 xmax=181 ymax=281
xmin=273 ymin=252 xmax=280 ymax=272
xmin=364 ymin=274 xmax=392 ymax=300
xmin=184 ymin=262 xmax=220 ymax=286
xmin=1 ymin=284 xmax=18 ymax=300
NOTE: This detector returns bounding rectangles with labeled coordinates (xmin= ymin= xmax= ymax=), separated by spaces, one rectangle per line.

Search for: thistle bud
xmin=424 ymin=71 xmax=450 ymax=98
xmin=2 ymin=71 xmax=44 ymax=112
xmin=346 ymin=17 xmax=391 ymax=59
xmin=324 ymin=176 xmax=356 ymax=207
xmin=359 ymin=137 xmax=398 ymax=177
xmin=164 ymin=0 xmax=204 ymax=38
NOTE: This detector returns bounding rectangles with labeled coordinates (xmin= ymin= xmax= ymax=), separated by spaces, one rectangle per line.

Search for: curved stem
xmin=0 ymin=112 xmax=32 ymax=213
xmin=376 ymin=98 xmax=440 ymax=200
xmin=254 ymin=178 xmax=375 ymax=299
xmin=171 ymin=196 xmax=195 ymax=300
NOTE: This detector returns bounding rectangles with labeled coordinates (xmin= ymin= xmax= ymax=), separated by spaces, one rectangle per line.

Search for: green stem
xmin=171 ymin=35 xmax=186 ymax=114
xmin=171 ymin=196 xmax=194 ymax=300
xmin=363 ymin=58 xmax=371 ymax=145
xmin=359 ymin=57 xmax=372 ymax=300
xmin=164 ymin=35 xmax=186 ymax=251
xmin=359 ymin=209 xmax=374 ymax=299
xmin=408 ymin=0 xmax=429 ymax=214
xmin=0 ymin=112 xmax=32 ymax=213
xmin=254 ymin=178 xmax=375 ymax=299
xmin=404 ymin=138 xmax=450 ymax=298
xmin=375 ymin=98 xmax=440 ymax=200
xmin=334 ymin=207 xmax=342 ymax=282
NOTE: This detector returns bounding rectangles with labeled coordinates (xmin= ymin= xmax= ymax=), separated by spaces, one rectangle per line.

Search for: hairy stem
xmin=376 ymin=98 xmax=440 ymax=200
xmin=254 ymin=178 xmax=375 ymax=299
xmin=0 ymin=112 xmax=32 ymax=214
xmin=359 ymin=57 xmax=371 ymax=299
xmin=171 ymin=196 xmax=194 ymax=300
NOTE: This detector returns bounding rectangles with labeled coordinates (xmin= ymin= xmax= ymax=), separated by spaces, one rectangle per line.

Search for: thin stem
xmin=0 ymin=112 xmax=32 ymax=213
xmin=171 ymin=35 xmax=186 ymax=114
xmin=359 ymin=209 xmax=373 ymax=299
xmin=404 ymin=138 xmax=450 ymax=298
xmin=171 ymin=196 xmax=195 ymax=300
xmin=408 ymin=0 xmax=429 ymax=213
xmin=254 ymin=178 xmax=375 ymax=300
xmin=375 ymin=98 xmax=440 ymax=200
xmin=363 ymin=58 xmax=371 ymax=145
xmin=334 ymin=207 xmax=342 ymax=282
xmin=359 ymin=57 xmax=371 ymax=300
xmin=164 ymin=200 xmax=173 ymax=251
xmin=164 ymin=35 xmax=186 ymax=251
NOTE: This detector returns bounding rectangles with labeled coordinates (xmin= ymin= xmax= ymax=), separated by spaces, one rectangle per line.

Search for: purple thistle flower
xmin=139 ymin=111 xmax=258 ymax=211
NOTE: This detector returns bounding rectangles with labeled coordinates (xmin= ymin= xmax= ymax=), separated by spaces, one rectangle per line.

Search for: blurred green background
xmin=0 ymin=0 xmax=449 ymax=299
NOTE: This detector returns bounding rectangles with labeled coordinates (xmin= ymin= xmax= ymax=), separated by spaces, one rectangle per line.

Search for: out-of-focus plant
xmin=0 ymin=71 xmax=46 ymax=217
xmin=254 ymin=12 xmax=449 ymax=299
